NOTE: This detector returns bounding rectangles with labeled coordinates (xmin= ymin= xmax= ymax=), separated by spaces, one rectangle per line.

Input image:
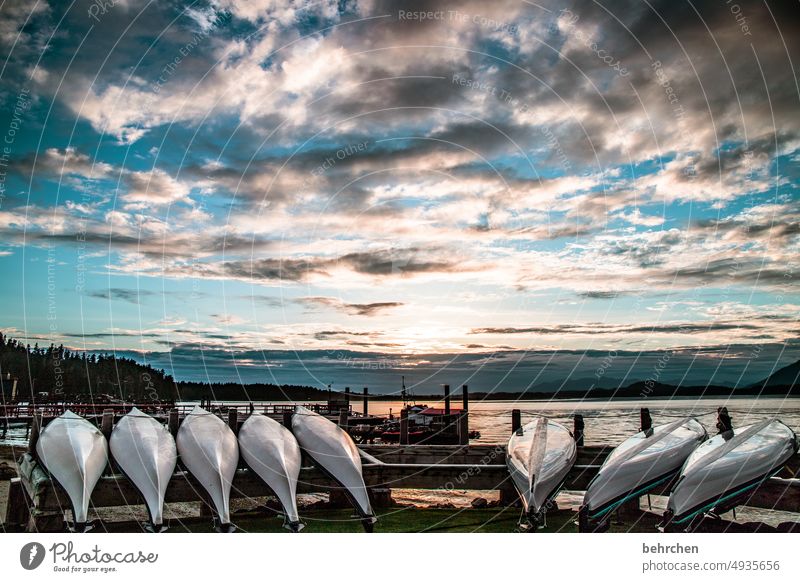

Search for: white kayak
xmin=109 ymin=407 xmax=177 ymax=531
xmin=292 ymin=405 xmax=376 ymax=531
xmin=238 ymin=413 xmax=303 ymax=531
xmin=176 ymin=406 xmax=239 ymax=531
xmin=665 ymin=419 xmax=798 ymax=528
xmin=581 ymin=417 xmax=707 ymax=526
xmin=35 ymin=410 xmax=108 ymax=531
xmin=507 ymin=417 xmax=577 ymax=527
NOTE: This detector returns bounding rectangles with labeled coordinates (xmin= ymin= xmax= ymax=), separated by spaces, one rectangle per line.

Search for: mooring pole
xmin=459 ymin=385 xmax=469 ymax=445
xmin=363 ymin=387 xmax=369 ymax=417
xmin=640 ymin=408 xmax=652 ymax=433
xmin=101 ymin=409 xmax=114 ymax=439
xmin=283 ymin=410 xmax=293 ymax=429
xmin=400 ymin=407 xmax=409 ymax=445
xmin=338 ymin=409 xmax=348 ymax=431
xmin=344 ymin=386 xmax=350 ymax=410
xmin=168 ymin=409 xmax=179 ymax=436
xmin=28 ymin=411 xmax=43 ymax=458
xmin=573 ymin=414 xmax=585 ymax=446
xmin=443 ymin=384 xmax=451 ymax=415
xmin=511 ymin=409 xmax=521 ymax=433
xmin=228 ymin=408 xmax=238 ymax=434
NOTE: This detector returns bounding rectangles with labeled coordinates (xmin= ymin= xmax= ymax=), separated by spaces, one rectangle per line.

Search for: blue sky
xmin=0 ymin=0 xmax=798 ymax=391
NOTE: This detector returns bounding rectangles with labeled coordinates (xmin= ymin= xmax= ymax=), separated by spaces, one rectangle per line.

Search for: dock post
xmin=344 ymin=386 xmax=350 ymax=409
xmin=511 ymin=409 xmax=521 ymax=433
xmin=338 ymin=409 xmax=348 ymax=430
xmin=400 ymin=407 xmax=409 ymax=445
xmin=363 ymin=387 xmax=369 ymax=416
xmin=443 ymin=384 xmax=451 ymax=415
xmin=458 ymin=385 xmax=469 ymax=445
xmin=168 ymin=409 xmax=179 ymax=436
xmin=716 ymin=407 xmax=733 ymax=434
xmin=573 ymin=414 xmax=585 ymax=446
xmin=640 ymin=408 xmax=652 ymax=432
xmin=27 ymin=411 xmax=43 ymax=458
xmin=283 ymin=410 xmax=293 ymax=429
xmin=228 ymin=408 xmax=238 ymax=433
xmin=101 ymin=409 xmax=114 ymax=439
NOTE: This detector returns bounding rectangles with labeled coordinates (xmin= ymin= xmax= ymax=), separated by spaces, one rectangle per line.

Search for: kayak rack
xmin=3 ymin=408 xmax=799 ymax=532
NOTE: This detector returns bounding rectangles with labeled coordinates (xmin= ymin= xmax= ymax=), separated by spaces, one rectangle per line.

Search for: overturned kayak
xmin=109 ymin=408 xmax=177 ymax=531
xmin=664 ymin=419 xmax=798 ymax=528
xmin=292 ymin=405 xmax=376 ymax=531
xmin=507 ymin=417 xmax=577 ymax=527
xmin=176 ymin=406 xmax=239 ymax=531
xmin=581 ymin=417 xmax=707 ymax=528
xmin=238 ymin=413 xmax=303 ymax=531
xmin=36 ymin=411 xmax=108 ymax=531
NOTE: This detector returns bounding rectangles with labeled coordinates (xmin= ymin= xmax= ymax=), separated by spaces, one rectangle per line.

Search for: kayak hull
xmin=665 ymin=419 xmax=797 ymax=526
xmin=109 ymin=408 xmax=177 ymax=528
xmin=507 ymin=418 xmax=576 ymax=522
xmin=583 ymin=417 xmax=707 ymax=521
xmin=238 ymin=413 xmax=302 ymax=530
xmin=36 ymin=411 xmax=109 ymax=528
xmin=292 ymin=406 xmax=375 ymax=526
xmin=176 ymin=406 xmax=239 ymax=528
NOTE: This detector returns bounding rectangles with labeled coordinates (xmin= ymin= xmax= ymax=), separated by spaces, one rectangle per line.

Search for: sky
xmin=0 ymin=0 xmax=798 ymax=392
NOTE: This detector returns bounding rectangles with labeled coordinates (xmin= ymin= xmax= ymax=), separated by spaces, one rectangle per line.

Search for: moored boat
xmin=292 ymin=405 xmax=376 ymax=531
xmin=662 ymin=418 xmax=798 ymax=530
xmin=580 ymin=417 xmax=707 ymax=531
xmin=506 ymin=417 xmax=577 ymax=528
xmin=176 ymin=406 xmax=239 ymax=532
xmin=238 ymin=413 xmax=303 ymax=531
xmin=109 ymin=407 xmax=177 ymax=532
xmin=35 ymin=410 xmax=109 ymax=532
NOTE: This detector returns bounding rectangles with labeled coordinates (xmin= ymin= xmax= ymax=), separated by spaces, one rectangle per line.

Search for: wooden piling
xmin=573 ymin=414 xmax=585 ymax=446
xmin=443 ymin=384 xmax=451 ymax=415
xmin=228 ymin=408 xmax=238 ymax=433
xmin=167 ymin=409 xmax=179 ymax=436
xmin=101 ymin=409 xmax=114 ymax=439
xmin=27 ymin=411 xmax=43 ymax=457
xmin=363 ymin=387 xmax=369 ymax=416
xmin=459 ymin=384 xmax=469 ymax=445
xmin=640 ymin=408 xmax=652 ymax=432
xmin=338 ymin=409 xmax=348 ymax=430
xmin=344 ymin=386 xmax=350 ymax=409
xmin=283 ymin=411 xmax=293 ymax=429
xmin=400 ymin=407 xmax=409 ymax=445
xmin=511 ymin=409 xmax=521 ymax=433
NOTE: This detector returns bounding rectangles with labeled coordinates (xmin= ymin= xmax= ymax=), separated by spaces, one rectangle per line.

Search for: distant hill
xmin=750 ymin=359 xmax=800 ymax=390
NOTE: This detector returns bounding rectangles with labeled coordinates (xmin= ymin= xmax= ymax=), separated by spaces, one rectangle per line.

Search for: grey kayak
xmin=507 ymin=417 xmax=576 ymax=527
xmin=581 ymin=417 xmax=707 ymax=524
xmin=664 ymin=419 xmax=798 ymax=527
xmin=109 ymin=407 xmax=177 ymax=531
xmin=36 ymin=410 xmax=108 ymax=531
xmin=292 ymin=405 xmax=376 ymax=531
xmin=238 ymin=413 xmax=303 ymax=531
xmin=176 ymin=406 xmax=239 ymax=531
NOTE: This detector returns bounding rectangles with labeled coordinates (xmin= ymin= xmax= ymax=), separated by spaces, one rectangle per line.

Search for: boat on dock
xmin=176 ymin=406 xmax=239 ymax=532
xmin=292 ymin=405 xmax=376 ymax=531
xmin=109 ymin=407 xmax=177 ymax=532
xmin=579 ymin=416 xmax=707 ymax=531
xmin=662 ymin=418 xmax=798 ymax=530
xmin=35 ymin=410 xmax=109 ymax=532
xmin=238 ymin=413 xmax=303 ymax=531
xmin=507 ymin=417 xmax=576 ymax=529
